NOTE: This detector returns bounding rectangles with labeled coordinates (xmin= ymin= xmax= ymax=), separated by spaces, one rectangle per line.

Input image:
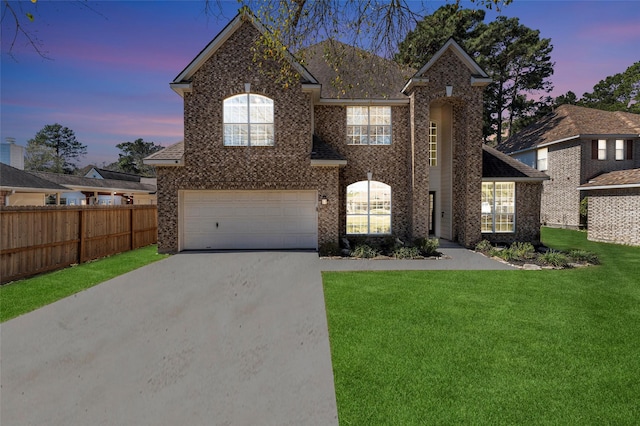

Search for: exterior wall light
xmin=446 ymin=85 xmax=453 ymax=97
xmin=321 ymin=195 xmax=328 ymax=205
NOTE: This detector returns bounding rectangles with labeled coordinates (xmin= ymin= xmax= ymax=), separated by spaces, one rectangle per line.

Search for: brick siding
xmin=587 ymin=188 xmax=640 ymax=246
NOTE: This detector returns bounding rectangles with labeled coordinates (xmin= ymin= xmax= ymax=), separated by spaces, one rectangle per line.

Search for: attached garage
xmin=180 ymin=190 xmax=318 ymax=250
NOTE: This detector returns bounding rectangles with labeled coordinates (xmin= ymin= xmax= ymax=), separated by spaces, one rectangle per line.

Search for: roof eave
xmin=482 ymin=177 xmax=549 ymax=182
xmin=143 ymin=158 xmax=185 ymax=166
xmin=579 ymin=183 xmax=640 ymax=191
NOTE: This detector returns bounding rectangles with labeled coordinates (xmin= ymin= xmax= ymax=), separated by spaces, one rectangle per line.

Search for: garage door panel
xmin=182 ymin=190 xmax=317 ymax=250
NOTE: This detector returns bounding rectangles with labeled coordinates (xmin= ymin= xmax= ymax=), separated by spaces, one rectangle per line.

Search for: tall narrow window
xmin=429 ymin=121 xmax=437 ymax=166
xmin=537 ymin=147 xmax=548 ymax=171
xmin=598 ymin=139 xmax=607 ymax=160
xmin=346 ymin=180 xmax=391 ymax=234
xmin=346 ymin=106 xmax=391 ymax=145
xmin=223 ymin=94 xmax=274 ymax=146
xmin=481 ymin=182 xmax=515 ymax=233
xmin=615 ymin=139 xmax=625 ymax=160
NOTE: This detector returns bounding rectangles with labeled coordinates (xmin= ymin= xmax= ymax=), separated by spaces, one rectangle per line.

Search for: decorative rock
xmin=522 ymin=263 xmax=542 ymax=270
xmin=341 ymin=237 xmax=351 ymax=250
xmin=341 ymin=249 xmax=351 ymax=257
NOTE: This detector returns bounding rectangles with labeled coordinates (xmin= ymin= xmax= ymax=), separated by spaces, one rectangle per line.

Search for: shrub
xmin=509 ymin=241 xmax=536 ymax=260
xmin=393 ymin=246 xmax=420 ymax=259
xmin=319 ymin=241 xmax=341 ymax=257
xmin=568 ymin=249 xmax=599 ymax=264
xmin=475 ymin=240 xmax=493 ymax=252
xmin=351 ymin=244 xmax=380 ymax=259
xmin=540 ymin=250 xmax=569 ymax=268
xmin=414 ymin=237 xmax=440 ymax=257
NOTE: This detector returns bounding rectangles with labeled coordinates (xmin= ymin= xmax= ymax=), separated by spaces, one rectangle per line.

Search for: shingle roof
xmin=29 ymin=171 xmax=156 ymax=193
xmin=482 ymin=144 xmax=549 ymax=180
xmin=89 ymin=168 xmax=142 ymax=182
xmin=144 ymin=141 xmax=184 ymax=162
xmin=301 ymin=40 xmax=414 ymax=99
xmin=497 ymin=105 xmax=640 ymax=154
xmin=311 ymin=135 xmax=346 ymax=162
xmin=579 ymin=168 xmax=640 ymax=189
xmin=0 ymin=163 xmax=67 ymax=191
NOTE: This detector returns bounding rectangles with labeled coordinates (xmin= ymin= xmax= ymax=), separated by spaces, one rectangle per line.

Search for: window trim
xmin=481 ymin=181 xmax=516 ymax=234
xmin=597 ymin=139 xmax=607 ymax=160
xmin=537 ymin=147 xmax=548 ymax=171
xmin=429 ymin=121 xmax=437 ymax=166
xmin=615 ymin=139 xmax=625 ymax=160
xmin=346 ymin=180 xmax=392 ymax=235
xmin=223 ymin=93 xmax=274 ymax=147
xmin=346 ymin=106 xmax=392 ymax=145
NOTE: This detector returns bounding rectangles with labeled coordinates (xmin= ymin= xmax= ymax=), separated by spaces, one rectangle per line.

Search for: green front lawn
xmin=0 ymin=245 xmax=168 ymax=322
xmin=323 ymin=228 xmax=640 ymax=424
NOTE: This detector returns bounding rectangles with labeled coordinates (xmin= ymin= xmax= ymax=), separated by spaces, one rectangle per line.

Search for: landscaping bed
xmin=319 ymin=236 xmax=444 ymax=259
xmin=474 ymin=240 xmax=599 ymax=269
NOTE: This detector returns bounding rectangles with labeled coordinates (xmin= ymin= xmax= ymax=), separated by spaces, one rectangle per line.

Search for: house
xmin=0 ymin=163 xmax=67 ymax=206
xmin=497 ymin=104 xmax=640 ymax=229
xmin=579 ymin=168 xmax=640 ymax=246
xmin=28 ymin=171 xmax=157 ymax=205
xmin=145 ymin=10 xmax=547 ymax=253
xmin=0 ymin=164 xmax=157 ymax=206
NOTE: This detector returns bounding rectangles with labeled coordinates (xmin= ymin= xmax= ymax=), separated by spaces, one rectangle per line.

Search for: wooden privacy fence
xmin=1 ymin=205 xmax=157 ymax=284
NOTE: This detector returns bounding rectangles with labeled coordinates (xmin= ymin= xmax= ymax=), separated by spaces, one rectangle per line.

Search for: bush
xmin=319 ymin=241 xmax=341 ymax=257
xmin=351 ymin=244 xmax=380 ymax=259
xmin=393 ymin=246 xmax=420 ymax=259
xmin=414 ymin=237 xmax=440 ymax=257
xmin=568 ymin=249 xmax=599 ymax=264
xmin=509 ymin=242 xmax=536 ymax=260
xmin=475 ymin=240 xmax=493 ymax=252
xmin=540 ymin=250 xmax=569 ymax=268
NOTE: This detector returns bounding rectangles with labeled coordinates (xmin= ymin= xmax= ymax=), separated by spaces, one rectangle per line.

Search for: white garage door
xmin=182 ymin=190 xmax=318 ymax=250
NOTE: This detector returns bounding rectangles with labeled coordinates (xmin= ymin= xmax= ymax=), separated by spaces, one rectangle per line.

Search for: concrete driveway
xmin=1 ymin=252 xmax=338 ymax=426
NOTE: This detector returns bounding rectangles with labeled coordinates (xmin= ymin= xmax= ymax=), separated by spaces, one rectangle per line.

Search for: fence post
xmin=130 ymin=207 xmax=134 ymax=250
xmin=79 ymin=208 xmax=86 ymax=264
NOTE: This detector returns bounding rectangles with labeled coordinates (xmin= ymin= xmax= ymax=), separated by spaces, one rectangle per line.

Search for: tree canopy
xmin=578 ymin=62 xmax=640 ymax=114
xmin=114 ymin=138 xmax=163 ymax=176
xmin=395 ymin=6 xmax=554 ymax=144
xmin=25 ymin=123 xmax=87 ymax=174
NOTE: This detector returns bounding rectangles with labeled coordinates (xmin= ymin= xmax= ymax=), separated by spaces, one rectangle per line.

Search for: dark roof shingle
xmin=311 ymin=135 xmax=346 ymax=162
xmin=482 ymin=144 xmax=549 ymax=180
xmin=1 ymin=163 xmax=67 ymax=191
xmin=301 ymin=40 xmax=414 ymax=99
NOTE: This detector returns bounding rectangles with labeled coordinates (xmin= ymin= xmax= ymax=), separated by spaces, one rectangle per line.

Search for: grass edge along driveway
xmin=323 ymin=228 xmax=640 ymax=425
xmin=0 ymin=245 xmax=168 ymax=322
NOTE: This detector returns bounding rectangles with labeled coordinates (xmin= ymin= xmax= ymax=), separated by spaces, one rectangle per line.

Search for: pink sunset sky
xmin=2 ymin=0 xmax=639 ymax=166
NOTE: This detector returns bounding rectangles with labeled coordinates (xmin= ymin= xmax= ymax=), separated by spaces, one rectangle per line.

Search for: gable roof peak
xmin=170 ymin=9 xmax=317 ymax=96
xmin=414 ymin=38 xmax=488 ymax=79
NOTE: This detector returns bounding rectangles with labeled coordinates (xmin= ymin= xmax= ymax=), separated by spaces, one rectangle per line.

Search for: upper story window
xmin=346 ymin=180 xmax=391 ymax=234
xmin=429 ymin=121 xmax=437 ymax=166
xmin=481 ymin=182 xmax=515 ymax=233
xmin=346 ymin=106 xmax=391 ymax=145
xmin=537 ymin=147 xmax=548 ymax=171
xmin=597 ymin=139 xmax=607 ymax=160
xmin=615 ymin=139 xmax=626 ymax=160
xmin=223 ymin=94 xmax=274 ymax=146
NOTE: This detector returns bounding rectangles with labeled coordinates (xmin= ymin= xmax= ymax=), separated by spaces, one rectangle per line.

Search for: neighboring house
xmin=0 ymin=163 xmax=67 ymax=206
xmin=0 ymin=138 xmax=25 ymax=170
xmin=145 ymin=10 xmax=547 ymax=253
xmin=579 ymin=168 xmax=640 ymax=246
xmin=84 ymin=167 xmax=142 ymax=182
xmin=497 ymin=104 xmax=640 ymax=229
xmin=29 ymin=171 xmax=157 ymax=205
xmin=0 ymin=164 xmax=157 ymax=206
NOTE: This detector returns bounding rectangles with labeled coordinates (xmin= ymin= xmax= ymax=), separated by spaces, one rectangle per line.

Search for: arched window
xmin=346 ymin=180 xmax=391 ymax=234
xmin=223 ymin=94 xmax=274 ymax=146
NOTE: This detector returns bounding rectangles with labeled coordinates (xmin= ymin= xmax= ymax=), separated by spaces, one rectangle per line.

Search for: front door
xmin=429 ymin=191 xmax=436 ymax=235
